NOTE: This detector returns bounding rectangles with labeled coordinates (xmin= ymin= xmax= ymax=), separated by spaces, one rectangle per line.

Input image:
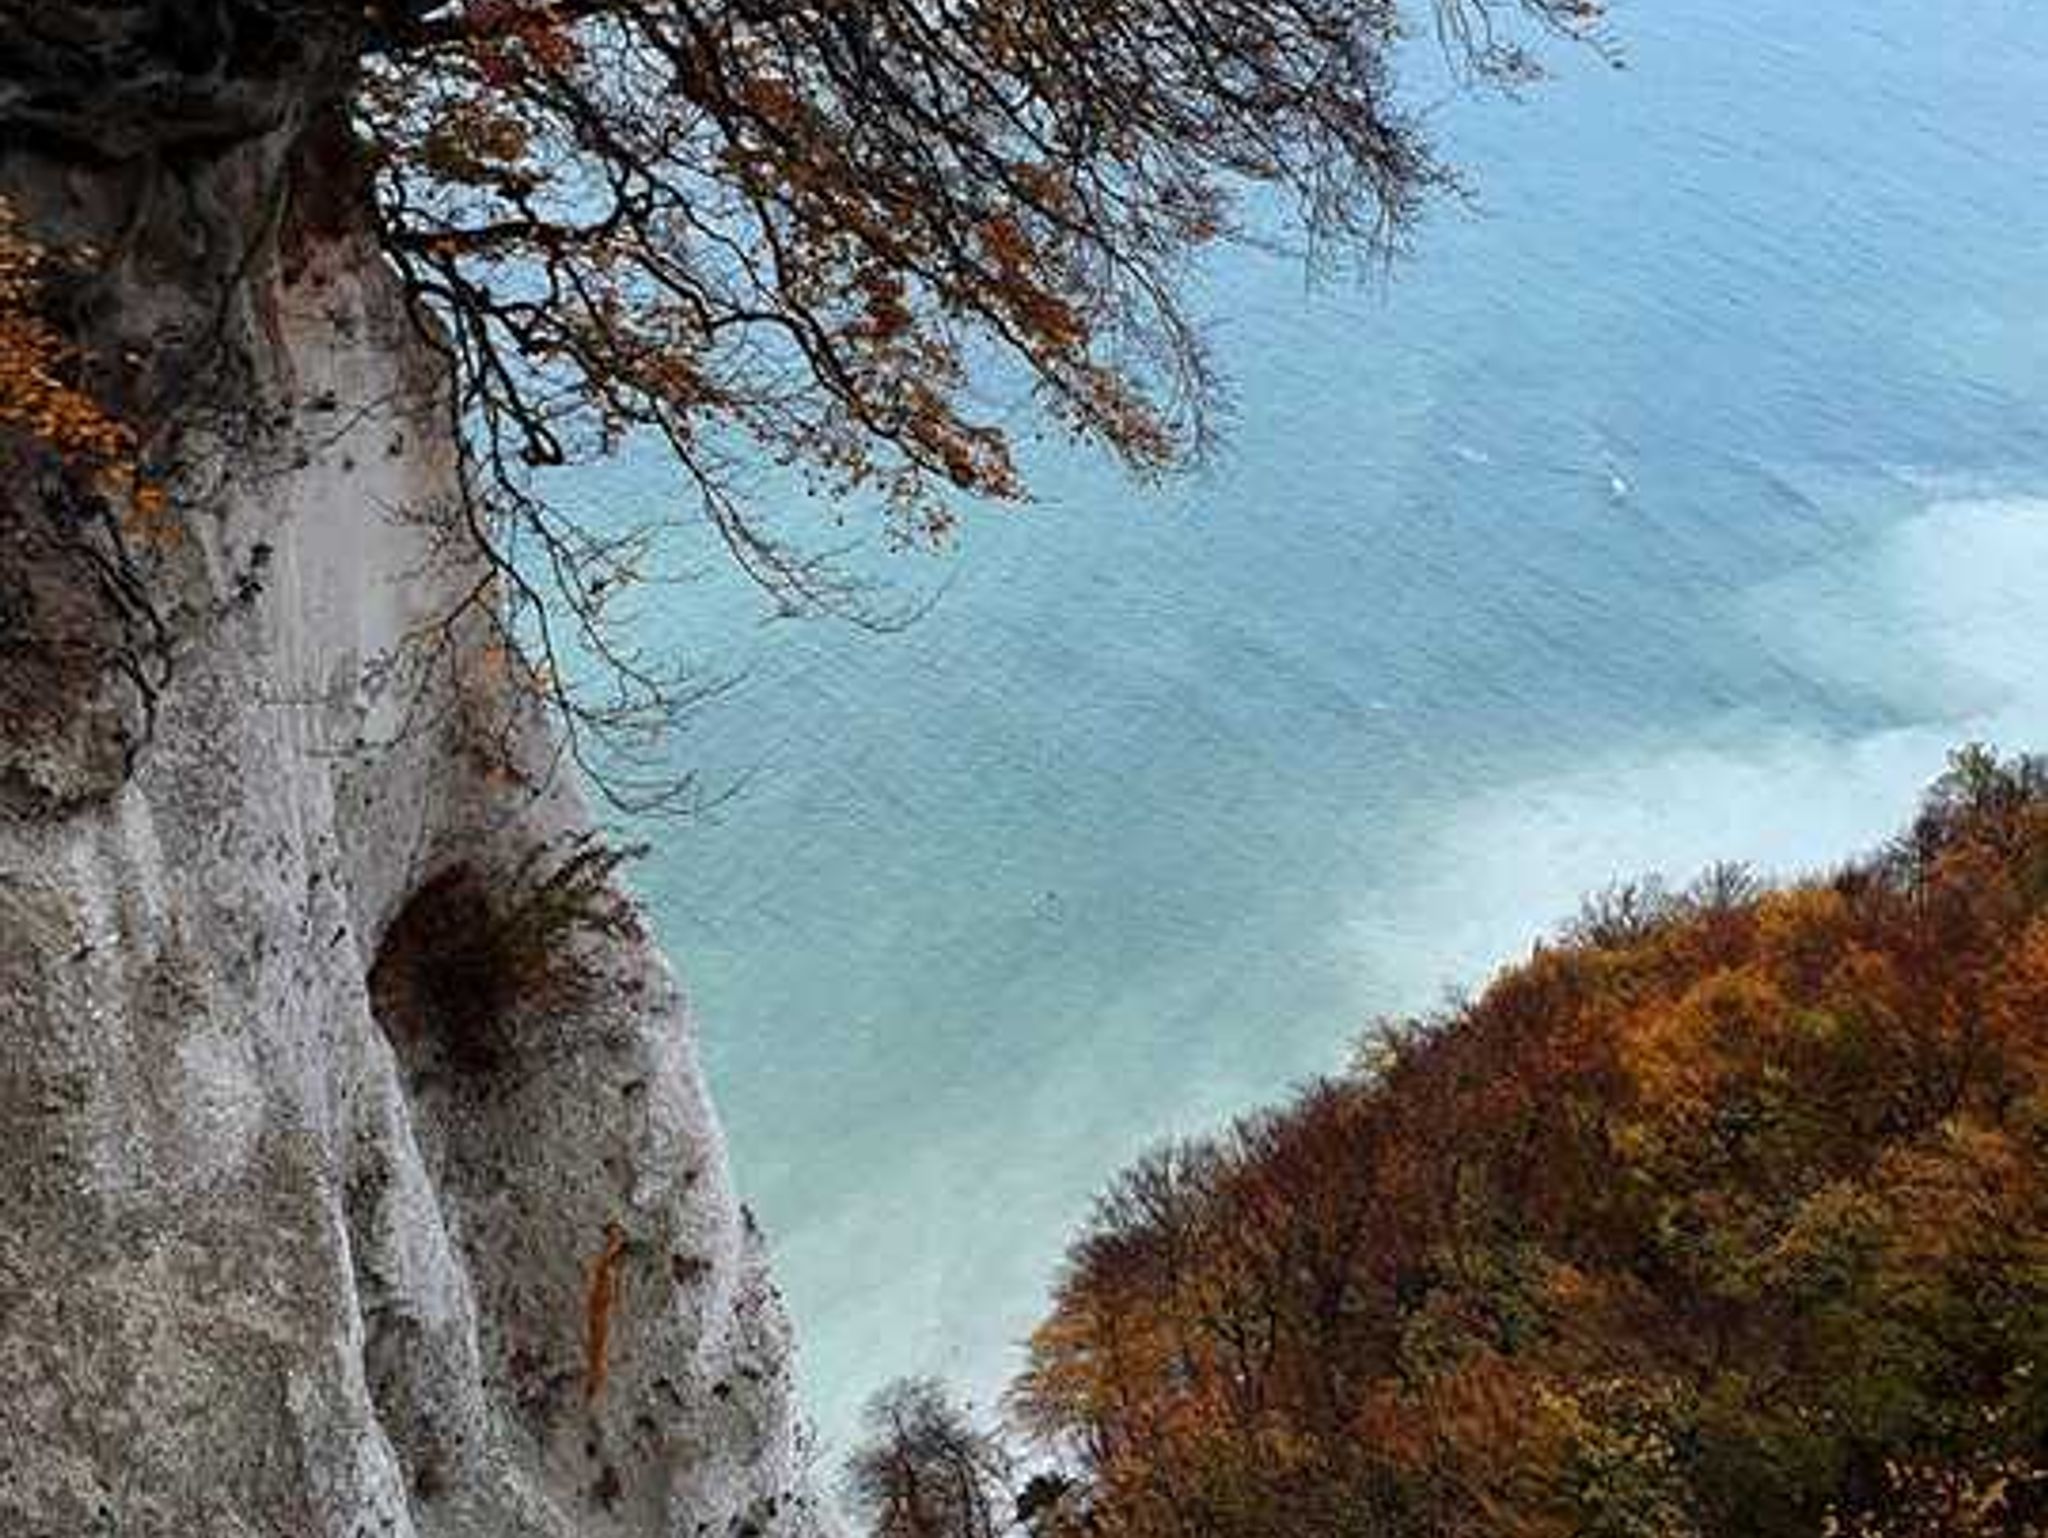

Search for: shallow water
xmin=600 ymin=0 xmax=2048 ymax=1450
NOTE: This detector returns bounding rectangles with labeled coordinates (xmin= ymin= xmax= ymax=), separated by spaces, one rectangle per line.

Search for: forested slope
xmin=1008 ymin=749 xmax=2048 ymax=1538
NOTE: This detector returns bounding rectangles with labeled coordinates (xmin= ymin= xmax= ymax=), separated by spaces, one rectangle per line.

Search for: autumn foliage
xmin=0 ymin=196 xmax=164 ymax=532
xmin=358 ymin=0 xmax=1600 ymax=569
xmin=4 ymin=2 xmax=1604 ymax=804
xmin=342 ymin=0 xmax=1603 ymax=798
xmin=1008 ymin=749 xmax=2048 ymax=1538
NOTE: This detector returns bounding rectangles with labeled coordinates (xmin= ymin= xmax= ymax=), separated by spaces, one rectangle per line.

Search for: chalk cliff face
xmin=0 ymin=8 xmax=821 ymax=1535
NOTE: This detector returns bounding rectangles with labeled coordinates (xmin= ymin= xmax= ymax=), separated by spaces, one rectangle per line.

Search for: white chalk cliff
xmin=0 ymin=7 xmax=823 ymax=1534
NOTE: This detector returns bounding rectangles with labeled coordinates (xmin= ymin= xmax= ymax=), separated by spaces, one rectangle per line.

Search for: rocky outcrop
xmin=0 ymin=9 xmax=823 ymax=1535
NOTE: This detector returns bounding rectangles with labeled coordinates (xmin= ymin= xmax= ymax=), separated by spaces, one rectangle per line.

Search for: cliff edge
xmin=0 ymin=6 xmax=821 ymax=1534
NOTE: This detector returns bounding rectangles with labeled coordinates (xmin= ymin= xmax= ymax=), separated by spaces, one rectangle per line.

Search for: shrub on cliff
xmin=368 ymin=833 xmax=645 ymax=1071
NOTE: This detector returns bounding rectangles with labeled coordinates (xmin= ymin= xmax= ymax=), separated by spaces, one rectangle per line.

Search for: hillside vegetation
xmin=1015 ymin=747 xmax=2048 ymax=1537
xmin=856 ymin=749 xmax=2048 ymax=1538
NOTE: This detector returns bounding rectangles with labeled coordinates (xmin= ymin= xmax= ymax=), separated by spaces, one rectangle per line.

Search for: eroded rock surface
xmin=0 ymin=10 xmax=823 ymax=1535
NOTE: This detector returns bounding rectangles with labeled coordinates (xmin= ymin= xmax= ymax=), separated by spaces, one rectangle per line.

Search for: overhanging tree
xmin=348 ymin=0 xmax=1607 ymax=804
xmin=4 ymin=0 xmax=1608 ymax=806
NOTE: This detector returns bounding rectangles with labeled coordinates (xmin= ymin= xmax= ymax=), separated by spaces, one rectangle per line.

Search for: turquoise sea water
xmin=600 ymin=0 xmax=2048 ymax=1450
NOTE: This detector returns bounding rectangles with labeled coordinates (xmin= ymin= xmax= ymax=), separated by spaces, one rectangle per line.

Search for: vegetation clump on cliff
xmin=855 ymin=749 xmax=2048 ymax=1538
xmin=368 ymin=833 xmax=644 ymax=1072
